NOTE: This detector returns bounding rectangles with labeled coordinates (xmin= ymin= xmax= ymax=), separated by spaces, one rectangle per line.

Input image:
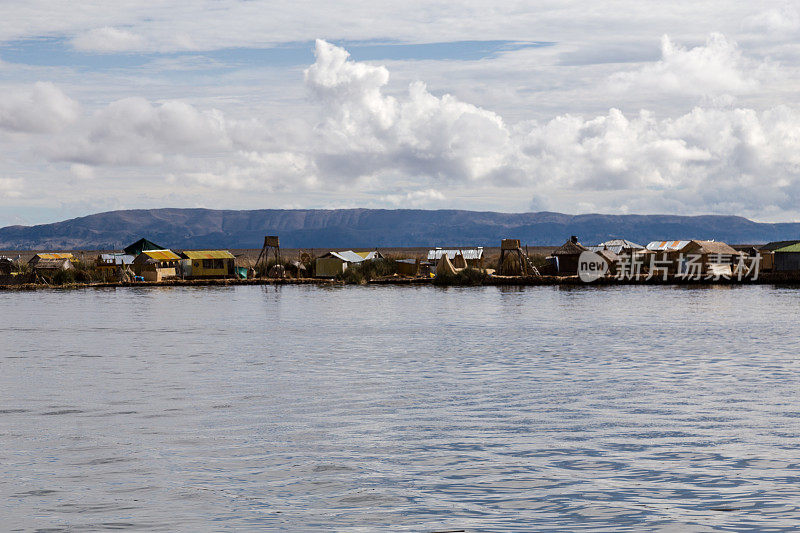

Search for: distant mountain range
xmin=1 ymin=208 xmax=799 ymax=250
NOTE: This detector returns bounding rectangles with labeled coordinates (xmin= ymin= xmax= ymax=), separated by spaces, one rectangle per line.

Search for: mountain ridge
xmin=1 ymin=208 xmax=798 ymax=250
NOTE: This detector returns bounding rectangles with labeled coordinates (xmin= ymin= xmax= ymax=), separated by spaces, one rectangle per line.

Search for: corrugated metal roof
xmin=140 ymin=249 xmax=181 ymax=261
xmin=646 ymin=240 xmax=691 ymax=251
xmin=328 ymin=250 xmax=369 ymax=263
xmin=182 ymin=250 xmax=234 ymax=260
xmin=99 ymin=253 xmax=135 ymax=265
xmin=597 ymin=239 xmax=644 ymax=249
xmin=774 ymin=243 xmax=800 ymax=253
xmin=427 ymin=248 xmax=484 ymax=260
xmin=587 ymin=245 xmax=625 ymax=255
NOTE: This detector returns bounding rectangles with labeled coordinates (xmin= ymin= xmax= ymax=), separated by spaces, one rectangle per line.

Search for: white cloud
xmin=71 ymin=26 xmax=146 ymax=52
xmin=3 ymin=36 xmax=800 ymax=221
xmin=53 ymin=97 xmax=233 ymax=165
xmin=306 ymin=39 xmax=515 ymax=184
xmin=182 ymin=151 xmax=315 ymax=191
xmin=381 ymin=188 xmax=446 ymax=207
xmin=0 ymin=82 xmax=80 ymax=133
xmin=69 ymin=163 xmax=95 ymax=180
xmin=0 ymin=177 xmax=23 ymax=199
xmin=745 ymin=6 xmax=800 ymax=34
xmin=0 ymin=1 xmax=779 ymax=55
xmin=609 ymin=33 xmax=763 ymax=97
xmin=300 ymin=41 xmax=800 ymax=215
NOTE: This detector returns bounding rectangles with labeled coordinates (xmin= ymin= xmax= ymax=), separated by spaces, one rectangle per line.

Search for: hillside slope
xmin=1 ymin=208 xmax=799 ymax=250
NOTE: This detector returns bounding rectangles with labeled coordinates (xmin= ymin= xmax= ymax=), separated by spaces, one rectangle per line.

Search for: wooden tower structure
xmin=255 ymin=235 xmax=281 ymax=277
xmin=499 ymin=239 xmax=540 ymax=276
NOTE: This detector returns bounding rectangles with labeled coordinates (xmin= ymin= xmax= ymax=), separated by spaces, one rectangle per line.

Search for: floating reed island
xmin=2 ymin=235 xmax=798 ymax=290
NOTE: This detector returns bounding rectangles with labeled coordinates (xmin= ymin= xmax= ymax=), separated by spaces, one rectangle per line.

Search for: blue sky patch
xmin=0 ymin=38 xmax=554 ymax=72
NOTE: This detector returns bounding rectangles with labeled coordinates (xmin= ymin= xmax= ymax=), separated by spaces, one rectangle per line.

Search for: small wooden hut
xmin=314 ymin=250 xmax=382 ymax=278
xmin=550 ymin=236 xmax=588 ymax=275
xmin=677 ymin=240 xmax=739 ymax=277
xmin=773 ymin=243 xmax=800 ymax=272
xmin=132 ymin=250 xmax=181 ymax=281
xmin=757 ymin=240 xmax=800 ymax=271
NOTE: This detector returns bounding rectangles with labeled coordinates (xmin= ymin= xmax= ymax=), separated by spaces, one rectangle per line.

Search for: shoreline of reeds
xmin=3 ymin=271 xmax=799 ymax=291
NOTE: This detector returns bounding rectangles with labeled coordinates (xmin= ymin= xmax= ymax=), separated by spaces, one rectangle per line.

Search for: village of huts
xmin=1 ymin=233 xmax=798 ymax=286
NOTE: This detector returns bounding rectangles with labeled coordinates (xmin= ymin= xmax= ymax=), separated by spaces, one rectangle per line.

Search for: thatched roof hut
xmin=0 ymin=256 xmax=15 ymax=276
xmin=32 ymin=258 xmax=73 ymax=271
xmin=594 ymin=248 xmax=621 ymax=274
xmin=681 ymin=240 xmax=739 ymax=256
xmin=677 ymin=240 xmax=740 ymax=278
xmin=550 ymin=236 xmax=588 ymax=274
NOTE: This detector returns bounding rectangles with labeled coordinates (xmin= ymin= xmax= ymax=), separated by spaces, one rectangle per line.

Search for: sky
xmin=1 ymin=1 xmax=800 ymax=226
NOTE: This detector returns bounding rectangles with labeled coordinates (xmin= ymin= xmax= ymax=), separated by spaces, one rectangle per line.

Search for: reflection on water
xmin=2 ymin=285 xmax=800 ymax=531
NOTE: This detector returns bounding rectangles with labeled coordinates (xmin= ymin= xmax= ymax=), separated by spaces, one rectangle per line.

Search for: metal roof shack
xmin=97 ymin=253 xmax=135 ymax=268
xmin=326 ymin=250 xmax=381 ymax=263
xmin=427 ymin=248 xmax=484 ymax=261
xmin=587 ymin=239 xmax=644 ymax=255
xmin=646 ymin=240 xmax=692 ymax=252
xmin=315 ymin=250 xmax=384 ymax=278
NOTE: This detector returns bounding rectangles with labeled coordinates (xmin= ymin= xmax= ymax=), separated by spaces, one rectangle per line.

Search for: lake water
xmin=2 ymin=284 xmax=800 ymax=531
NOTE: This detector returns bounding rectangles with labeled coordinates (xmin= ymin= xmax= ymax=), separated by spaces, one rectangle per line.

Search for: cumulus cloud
xmin=300 ymin=40 xmax=800 ymax=214
xmin=6 ymin=36 xmax=800 ymax=218
xmin=71 ymin=27 xmax=146 ymax=52
xmin=306 ymin=39 xmax=515 ymax=184
xmin=521 ymin=106 xmax=800 ymax=196
xmin=182 ymin=151 xmax=315 ymax=191
xmin=0 ymin=82 xmax=80 ymax=134
xmin=609 ymin=33 xmax=763 ymax=97
xmin=54 ymin=97 xmax=233 ymax=165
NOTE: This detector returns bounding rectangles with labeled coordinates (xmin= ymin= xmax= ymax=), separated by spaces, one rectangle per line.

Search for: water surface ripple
xmin=2 ymin=284 xmax=800 ymax=531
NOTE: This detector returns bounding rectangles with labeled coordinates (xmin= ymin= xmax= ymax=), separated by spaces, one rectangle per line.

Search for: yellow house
xmin=132 ymin=249 xmax=181 ymax=281
xmin=180 ymin=250 xmax=235 ymax=278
